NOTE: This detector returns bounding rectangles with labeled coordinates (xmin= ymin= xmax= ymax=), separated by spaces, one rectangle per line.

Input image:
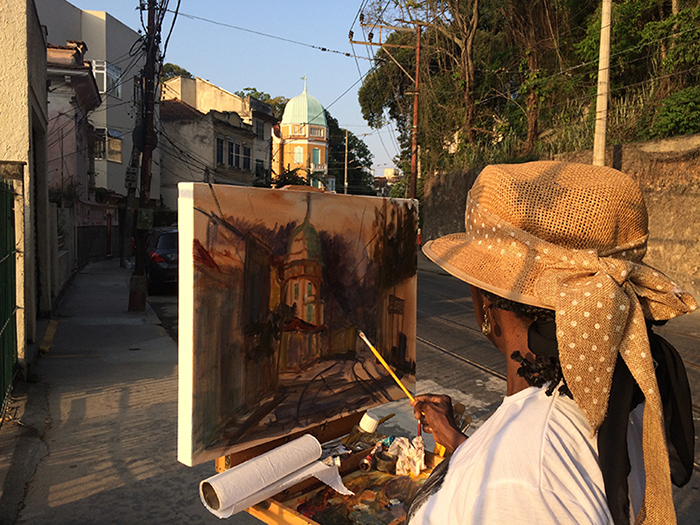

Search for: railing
xmin=0 ymin=177 xmax=17 ymax=417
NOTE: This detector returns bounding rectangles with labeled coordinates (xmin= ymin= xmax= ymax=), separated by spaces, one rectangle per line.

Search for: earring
xmin=481 ymin=311 xmax=491 ymax=336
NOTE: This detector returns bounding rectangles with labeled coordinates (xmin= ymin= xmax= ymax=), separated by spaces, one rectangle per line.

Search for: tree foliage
xmin=160 ymin=62 xmax=193 ymax=82
xmin=326 ymin=111 xmax=375 ymax=195
xmin=358 ymin=0 xmax=700 ymax=180
xmin=234 ymin=87 xmax=289 ymax=120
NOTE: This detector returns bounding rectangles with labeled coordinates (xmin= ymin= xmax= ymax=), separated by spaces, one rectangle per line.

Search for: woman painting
xmin=408 ymin=162 xmax=696 ymax=524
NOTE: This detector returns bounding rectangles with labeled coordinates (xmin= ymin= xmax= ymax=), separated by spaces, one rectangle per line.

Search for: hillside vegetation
xmin=358 ymin=0 xmax=700 ymax=181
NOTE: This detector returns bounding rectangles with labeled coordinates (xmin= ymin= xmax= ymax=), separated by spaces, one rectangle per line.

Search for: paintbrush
xmin=358 ymin=331 xmax=447 ymax=457
xmin=358 ymin=331 xmax=414 ymax=402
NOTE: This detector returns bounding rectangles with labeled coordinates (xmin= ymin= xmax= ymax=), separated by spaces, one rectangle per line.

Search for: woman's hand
xmin=411 ymin=394 xmax=467 ymax=454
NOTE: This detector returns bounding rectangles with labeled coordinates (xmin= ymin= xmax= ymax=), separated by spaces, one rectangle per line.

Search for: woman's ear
xmin=470 ymin=285 xmax=492 ymax=332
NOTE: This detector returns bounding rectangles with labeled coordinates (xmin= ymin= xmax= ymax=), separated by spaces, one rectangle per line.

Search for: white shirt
xmin=410 ymin=386 xmax=644 ymax=524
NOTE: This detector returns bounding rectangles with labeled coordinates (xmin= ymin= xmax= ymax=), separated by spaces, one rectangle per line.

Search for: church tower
xmin=274 ymin=78 xmax=333 ymax=191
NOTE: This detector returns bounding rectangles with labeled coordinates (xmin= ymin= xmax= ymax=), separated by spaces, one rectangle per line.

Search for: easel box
xmin=245 ymin=449 xmax=443 ymax=525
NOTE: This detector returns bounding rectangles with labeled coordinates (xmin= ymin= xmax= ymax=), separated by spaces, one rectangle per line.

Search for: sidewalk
xmin=0 ymin=259 xmax=261 ymax=524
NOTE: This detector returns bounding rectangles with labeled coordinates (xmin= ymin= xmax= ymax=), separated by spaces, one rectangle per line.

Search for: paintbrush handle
xmin=358 ymin=331 xmax=415 ymax=403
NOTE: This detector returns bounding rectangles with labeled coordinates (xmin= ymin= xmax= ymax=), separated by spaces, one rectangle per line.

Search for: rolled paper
xmin=200 ymin=434 xmax=327 ymax=518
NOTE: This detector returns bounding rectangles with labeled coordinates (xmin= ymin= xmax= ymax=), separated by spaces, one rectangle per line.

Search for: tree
xmin=160 ymin=62 xmax=193 ymax=82
xmin=357 ymin=0 xmax=700 ymax=179
xmin=272 ymin=167 xmax=308 ymax=188
xmin=234 ymin=87 xmax=289 ymax=120
xmin=326 ymin=111 xmax=375 ymax=195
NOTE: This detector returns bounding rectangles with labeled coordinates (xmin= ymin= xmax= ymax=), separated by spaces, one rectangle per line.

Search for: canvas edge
xmin=177 ymin=182 xmax=196 ymax=467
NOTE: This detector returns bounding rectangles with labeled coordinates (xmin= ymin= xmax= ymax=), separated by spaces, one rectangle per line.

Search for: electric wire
xmin=169 ymin=9 xmax=372 ymax=61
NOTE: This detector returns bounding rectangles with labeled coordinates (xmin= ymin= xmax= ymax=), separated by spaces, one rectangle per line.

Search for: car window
xmin=157 ymin=232 xmax=178 ymax=250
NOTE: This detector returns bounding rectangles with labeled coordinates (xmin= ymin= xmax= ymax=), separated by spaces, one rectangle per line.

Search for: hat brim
xmin=422 ymin=236 xmax=551 ymax=310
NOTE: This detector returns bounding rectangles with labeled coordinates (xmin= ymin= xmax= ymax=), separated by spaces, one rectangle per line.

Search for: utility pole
xmin=592 ymin=0 xmax=612 ymax=166
xmin=351 ymin=19 xmax=421 ymax=199
xmin=344 ymin=128 xmax=348 ymax=194
xmin=128 ymin=0 xmax=158 ymax=311
xmin=409 ymin=26 xmax=421 ymax=200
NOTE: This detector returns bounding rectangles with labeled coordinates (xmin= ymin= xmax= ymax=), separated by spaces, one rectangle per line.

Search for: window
xmin=133 ymin=76 xmax=142 ymax=106
xmin=92 ymin=60 xmax=122 ymax=99
xmin=94 ymin=128 xmax=122 ymax=163
xmin=255 ymin=159 xmax=265 ymax=177
xmin=310 ymin=127 xmax=324 ymax=138
xmin=106 ymin=130 xmax=123 ymax=163
xmin=255 ymin=121 xmax=265 ymax=140
xmin=312 ymin=148 xmax=320 ymax=165
xmin=307 ymin=283 xmax=313 ymax=296
xmin=294 ymin=146 xmax=303 ymax=164
xmin=242 ymin=146 xmax=251 ymax=170
xmin=292 ymin=125 xmax=305 ymax=136
xmin=294 ymin=283 xmax=299 ymax=300
xmin=216 ymin=137 xmax=224 ymax=165
xmin=228 ymin=141 xmax=235 ymax=166
xmin=94 ymin=129 xmax=106 ymax=160
xmin=234 ymin=143 xmax=241 ymax=167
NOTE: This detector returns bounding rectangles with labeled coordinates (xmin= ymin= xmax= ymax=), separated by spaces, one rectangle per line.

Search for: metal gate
xmin=0 ymin=176 xmax=17 ymax=416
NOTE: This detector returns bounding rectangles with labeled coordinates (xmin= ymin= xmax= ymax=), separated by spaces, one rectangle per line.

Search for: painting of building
xmin=178 ymin=185 xmax=417 ymax=466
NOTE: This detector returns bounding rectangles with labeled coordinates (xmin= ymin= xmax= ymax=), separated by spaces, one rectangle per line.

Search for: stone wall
xmin=422 ymin=133 xmax=700 ymax=298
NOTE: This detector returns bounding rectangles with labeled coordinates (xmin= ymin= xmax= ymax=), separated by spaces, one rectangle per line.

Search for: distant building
xmin=159 ymin=99 xmax=257 ymax=209
xmin=272 ymin=79 xmax=332 ymax=191
xmin=161 ymin=76 xmax=276 ymax=196
xmin=46 ymin=41 xmax=120 ymax=269
xmin=35 ymin=0 xmax=161 ymax=202
xmin=384 ymin=168 xmax=401 ymax=183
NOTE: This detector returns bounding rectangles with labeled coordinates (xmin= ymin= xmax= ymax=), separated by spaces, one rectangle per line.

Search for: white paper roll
xmin=199 ymin=434 xmax=323 ymax=518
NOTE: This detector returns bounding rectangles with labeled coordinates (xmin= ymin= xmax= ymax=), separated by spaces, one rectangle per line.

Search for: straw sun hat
xmin=423 ymin=161 xmax=696 ymax=524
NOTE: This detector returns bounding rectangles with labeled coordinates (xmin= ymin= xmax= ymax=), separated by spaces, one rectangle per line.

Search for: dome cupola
xmin=281 ymin=77 xmax=327 ymax=127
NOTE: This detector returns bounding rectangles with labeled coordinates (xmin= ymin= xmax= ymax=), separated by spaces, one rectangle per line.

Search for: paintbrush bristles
xmin=358 ymin=331 xmax=415 ymax=403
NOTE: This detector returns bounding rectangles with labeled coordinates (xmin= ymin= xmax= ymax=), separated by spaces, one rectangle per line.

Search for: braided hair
xmin=481 ymin=290 xmax=572 ymax=399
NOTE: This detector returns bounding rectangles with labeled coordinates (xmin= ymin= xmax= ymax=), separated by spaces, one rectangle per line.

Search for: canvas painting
xmin=178 ymin=184 xmax=417 ymax=466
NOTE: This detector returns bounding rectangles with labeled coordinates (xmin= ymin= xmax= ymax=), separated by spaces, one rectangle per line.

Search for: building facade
xmin=47 ymin=41 xmax=120 ymax=271
xmin=272 ymin=80 xmax=331 ymax=190
xmin=161 ymin=76 xmax=276 ymax=192
xmin=159 ymin=99 xmax=257 ymax=209
xmin=35 ymin=0 xmax=160 ymax=202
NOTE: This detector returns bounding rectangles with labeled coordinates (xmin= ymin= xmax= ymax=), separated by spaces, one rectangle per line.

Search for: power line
xmin=170 ymin=9 xmax=373 ymax=61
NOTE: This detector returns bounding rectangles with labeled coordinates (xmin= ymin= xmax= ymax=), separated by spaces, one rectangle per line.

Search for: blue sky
xmin=69 ymin=0 xmax=401 ymax=175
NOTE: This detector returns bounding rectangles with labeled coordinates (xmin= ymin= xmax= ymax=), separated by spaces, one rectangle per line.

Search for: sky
xmin=66 ymin=0 xmax=402 ymax=176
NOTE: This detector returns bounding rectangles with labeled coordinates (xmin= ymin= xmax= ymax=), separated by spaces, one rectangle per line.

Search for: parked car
xmin=146 ymin=227 xmax=178 ymax=294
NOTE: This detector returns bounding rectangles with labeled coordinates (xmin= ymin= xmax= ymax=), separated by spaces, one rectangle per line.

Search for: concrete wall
xmin=36 ymin=0 xmax=81 ymax=44
xmin=555 ymin=136 xmax=700 ymax=298
xmin=0 ymin=0 xmax=50 ymax=365
xmin=422 ymin=135 xmax=700 ymax=300
xmin=160 ymin=117 xmax=214 ymax=209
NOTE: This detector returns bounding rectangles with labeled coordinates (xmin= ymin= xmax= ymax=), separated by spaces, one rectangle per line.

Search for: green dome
xmin=281 ymin=81 xmax=327 ymax=127
xmin=286 ymin=213 xmax=322 ymax=264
